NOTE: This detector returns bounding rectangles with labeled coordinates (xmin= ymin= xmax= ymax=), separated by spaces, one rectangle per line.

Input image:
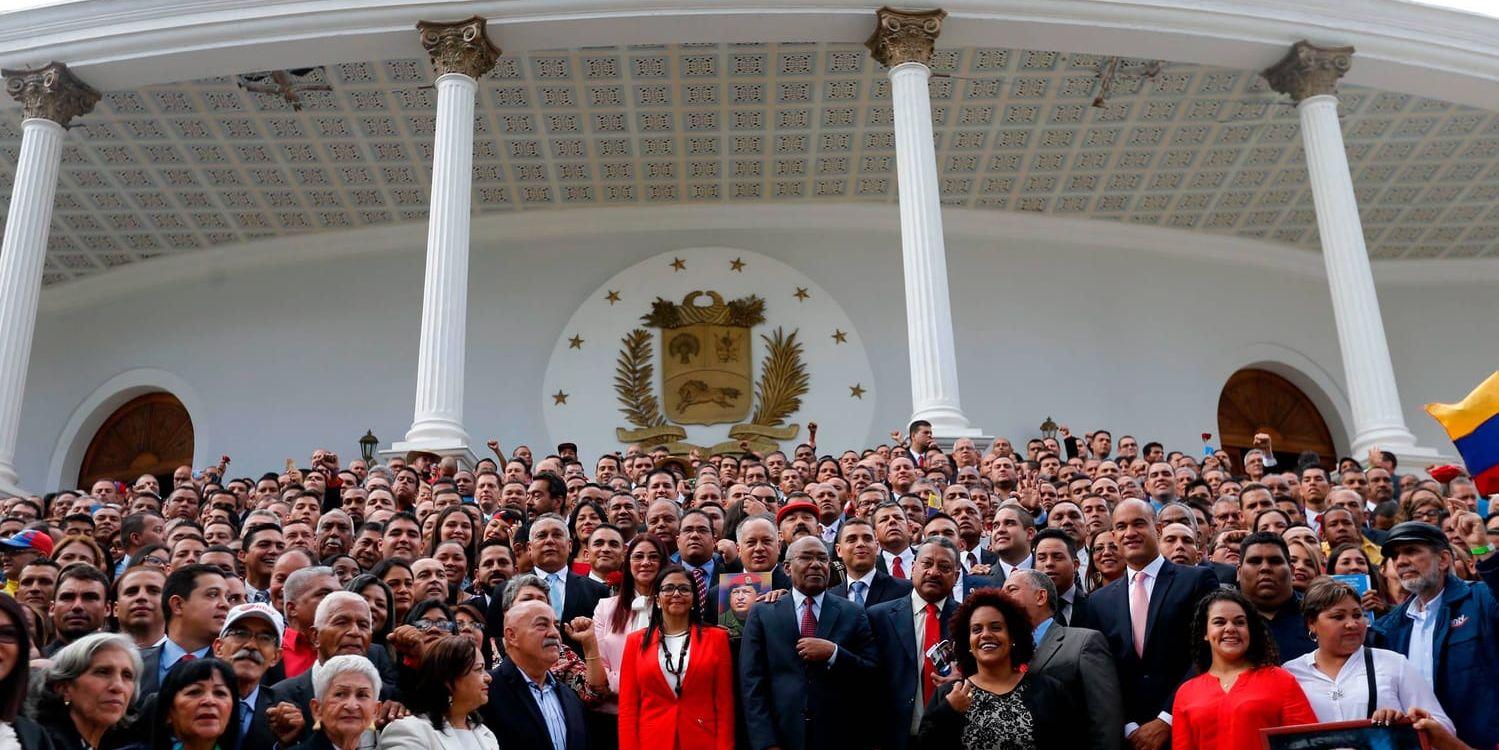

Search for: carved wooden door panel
xmin=78 ymin=393 xmax=194 ymax=490
xmin=1218 ymin=369 xmax=1336 ymax=471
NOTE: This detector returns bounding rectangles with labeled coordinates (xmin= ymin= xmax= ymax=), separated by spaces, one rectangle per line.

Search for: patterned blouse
xmin=960 ymin=680 xmax=1036 ymax=750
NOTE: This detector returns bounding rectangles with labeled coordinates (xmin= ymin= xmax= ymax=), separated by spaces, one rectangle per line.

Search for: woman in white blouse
xmin=584 ymin=533 xmax=667 ymax=744
xmin=1283 ymin=578 xmax=1455 ymax=733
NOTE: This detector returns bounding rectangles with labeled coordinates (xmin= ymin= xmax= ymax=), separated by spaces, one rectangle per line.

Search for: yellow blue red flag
xmin=1426 ymin=371 xmax=1499 ymax=496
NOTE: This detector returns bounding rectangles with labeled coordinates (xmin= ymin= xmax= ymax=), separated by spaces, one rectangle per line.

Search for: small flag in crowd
xmin=1426 ymin=371 xmax=1499 ymax=496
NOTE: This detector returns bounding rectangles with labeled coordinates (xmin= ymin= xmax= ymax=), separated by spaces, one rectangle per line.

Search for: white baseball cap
xmin=220 ymin=602 xmax=285 ymax=640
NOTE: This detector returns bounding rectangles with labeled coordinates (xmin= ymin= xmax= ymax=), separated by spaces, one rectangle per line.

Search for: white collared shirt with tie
xmin=535 ymin=567 xmax=567 ymax=616
xmin=1123 ymin=554 xmax=1169 ymax=738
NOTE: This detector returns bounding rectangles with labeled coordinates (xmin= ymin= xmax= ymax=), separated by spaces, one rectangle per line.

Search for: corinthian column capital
xmin=1262 ymin=40 xmax=1355 ymax=102
xmin=417 ymin=16 xmax=500 ymax=79
xmin=866 ymin=6 xmax=946 ymax=68
xmin=2 ymin=62 xmax=99 ymax=126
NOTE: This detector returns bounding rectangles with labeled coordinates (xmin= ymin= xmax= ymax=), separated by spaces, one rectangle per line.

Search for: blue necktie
xmin=239 ymin=700 xmax=252 ymax=742
xmin=850 ymin=581 xmax=867 ymax=607
xmin=548 ymin=573 xmax=564 ymax=617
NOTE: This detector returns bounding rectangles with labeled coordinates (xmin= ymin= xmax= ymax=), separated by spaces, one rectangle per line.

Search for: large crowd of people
xmin=0 ymin=422 xmax=1493 ymax=750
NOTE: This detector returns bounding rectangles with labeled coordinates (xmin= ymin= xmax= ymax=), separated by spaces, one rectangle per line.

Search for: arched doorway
xmin=1217 ymin=368 xmax=1336 ymax=471
xmin=77 ymin=392 xmax=194 ymax=490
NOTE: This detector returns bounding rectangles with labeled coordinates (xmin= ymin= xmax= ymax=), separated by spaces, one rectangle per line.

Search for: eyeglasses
xmin=140 ymin=556 xmax=169 ymax=568
xmin=0 ymin=628 xmax=20 ymax=645
xmin=222 ymin=627 xmax=279 ymax=647
xmin=411 ymin=620 xmax=456 ymax=633
xmin=658 ymin=584 xmax=694 ymax=597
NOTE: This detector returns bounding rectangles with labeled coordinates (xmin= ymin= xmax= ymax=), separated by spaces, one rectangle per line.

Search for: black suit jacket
xmin=1089 ymin=559 xmax=1219 ymax=725
xmin=829 ymin=569 xmax=913 ymax=609
xmin=137 ymin=644 xmax=164 ymax=699
xmin=240 ymin=685 xmax=279 ymax=750
xmin=740 ymin=592 xmax=877 ymax=750
xmin=1058 ymin=588 xmax=1094 ymax=629
xmin=867 ymin=595 xmax=957 ymax=750
xmin=479 ymin=659 xmax=588 ymax=750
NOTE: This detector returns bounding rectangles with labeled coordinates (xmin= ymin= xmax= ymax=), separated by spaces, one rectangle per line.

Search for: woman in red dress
xmin=1172 ymin=589 xmax=1318 ymax=750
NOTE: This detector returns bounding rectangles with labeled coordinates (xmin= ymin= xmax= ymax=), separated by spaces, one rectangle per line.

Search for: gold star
xmin=831 ymin=329 xmax=848 ymax=344
xmin=568 ymin=334 xmax=584 ymax=350
xmin=793 ymin=287 xmax=810 ymax=302
xmin=849 ymin=383 xmax=866 ymax=399
xmin=552 ymin=390 xmax=569 ymax=405
xmin=730 ymin=257 xmax=746 ymax=272
xmin=670 ymin=257 xmax=686 ymax=272
xmin=604 ymin=290 xmax=621 ymax=305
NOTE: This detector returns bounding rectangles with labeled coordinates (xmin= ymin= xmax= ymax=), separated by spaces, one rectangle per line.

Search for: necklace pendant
xmin=1328 ymin=687 xmax=1343 ymax=701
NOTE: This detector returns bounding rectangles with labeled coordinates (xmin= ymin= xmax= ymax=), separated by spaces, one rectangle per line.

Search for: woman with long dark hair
xmin=347 ymin=574 xmax=395 ymax=644
xmin=377 ymin=636 xmax=497 ymax=750
xmin=584 ymin=532 xmax=666 ymax=747
xmin=618 ymin=566 xmax=734 ymax=750
xmin=1171 ymin=589 xmax=1317 ymax=750
xmin=0 ymin=595 xmax=48 ymax=748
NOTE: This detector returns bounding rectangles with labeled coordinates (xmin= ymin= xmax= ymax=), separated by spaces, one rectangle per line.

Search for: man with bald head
xmin=741 ymin=535 xmax=876 ymax=750
xmin=482 ymin=600 xmax=588 ymax=750
xmin=1087 ymin=499 xmax=1219 ymax=750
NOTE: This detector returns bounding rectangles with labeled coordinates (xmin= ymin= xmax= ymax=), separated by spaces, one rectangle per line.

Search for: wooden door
xmin=1217 ymin=369 xmax=1335 ymax=471
xmin=77 ymin=393 xmax=194 ymax=490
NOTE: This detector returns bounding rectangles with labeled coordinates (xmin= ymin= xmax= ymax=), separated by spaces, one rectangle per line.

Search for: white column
xmin=400 ymin=72 xmax=477 ymax=451
xmin=393 ymin=18 xmax=498 ymax=462
xmin=0 ymin=120 xmax=64 ymax=492
xmin=0 ymin=63 xmax=98 ymax=493
xmin=869 ymin=7 xmax=983 ymax=441
xmin=1297 ymin=94 xmax=1418 ymax=455
xmin=1263 ymin=42 xmax=1430 ymax=461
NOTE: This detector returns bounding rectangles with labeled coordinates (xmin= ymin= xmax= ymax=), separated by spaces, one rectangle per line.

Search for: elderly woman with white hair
xmin=290 ymin=654 xmax=383 ymax=750
xmin=32 ymin=632 xmax=143 ymax=750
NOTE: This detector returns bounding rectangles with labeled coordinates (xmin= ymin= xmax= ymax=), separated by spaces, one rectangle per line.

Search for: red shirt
xmin=281 ymin=628 xmax=317 ymax=679
xmin=1171 ymin=666 xmax=1318 ymax=750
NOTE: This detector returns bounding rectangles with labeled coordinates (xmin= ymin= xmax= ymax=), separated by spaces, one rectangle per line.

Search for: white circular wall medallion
xmin=543 ymin=247 xmax=876 ymax=455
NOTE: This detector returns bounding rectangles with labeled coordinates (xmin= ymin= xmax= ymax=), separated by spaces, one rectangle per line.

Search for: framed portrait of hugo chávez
xmin=1261 ymin=719 xmax=1430 ymax=750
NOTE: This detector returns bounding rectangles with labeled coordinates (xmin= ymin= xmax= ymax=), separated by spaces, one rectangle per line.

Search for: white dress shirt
xmin=881 ymin=547 xmax=916 ymax=577
xmin=846 ymin=568 xmax=878 ymax=606
xmin=995 ymin=554 xmax=1033 ymax=581
xmin=908 ymin=591 xmax=947 ymax=734
xmin=789 ymin=589 xmax=838 ymax=665
xmin=1123 ymin=555 xmax=1169 ymax=738
xmin=1283 ymin=646 xmax=1455 ymax=733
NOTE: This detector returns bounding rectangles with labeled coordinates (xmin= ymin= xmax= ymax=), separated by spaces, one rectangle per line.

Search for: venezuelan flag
xmin=1427 ymin=371 xmax=1499 ymax=496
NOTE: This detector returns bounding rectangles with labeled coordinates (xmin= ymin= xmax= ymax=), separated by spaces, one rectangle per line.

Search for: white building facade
xmin=2 ymin=0 xmax=1497 ymax=492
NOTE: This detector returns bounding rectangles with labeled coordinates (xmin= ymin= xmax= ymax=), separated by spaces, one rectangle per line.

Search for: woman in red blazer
xmin=618 ymin=565 xmax=735 ymax=750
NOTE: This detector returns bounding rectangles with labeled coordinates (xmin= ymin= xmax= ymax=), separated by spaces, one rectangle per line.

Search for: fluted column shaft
xmin=403 ymin=71 xmax=477 ymax=449
xmin=888 ymin=61 xmax=975 ymax=436
xmin=0 ymin=119 xmax=64 ymax=490
xmin=1298 ymin=94 xmax=1417 ymax=454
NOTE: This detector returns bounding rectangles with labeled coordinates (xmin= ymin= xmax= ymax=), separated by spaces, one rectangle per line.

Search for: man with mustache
xmin=481 ymin=599 xmax=589 ymax=750
xmin=212 ymin=602 xmax=287 ymax=747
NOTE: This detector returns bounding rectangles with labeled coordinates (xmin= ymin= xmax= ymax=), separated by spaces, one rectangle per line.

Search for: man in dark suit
xmin=675 ymin=508 xmax=726 ymax=621
xmin=138 ymin=564 xmax=228 ymax=698
xmin=922 ymin=513 xmax=996 ymax=604
xmin=489 ymin=514 xmax=607 ymax=656
xmin=1089 ymin=499 xmax=1218 ymax=750
xmin=1004 ymin=568 xmax=1123 ymax=750
xmin=481 ymin=599 xmax=588 ymax=750
xmin=1033 ymin=528 xmax=1092 ymax=627
xmin=741 ymin=535 xmax=877 ymax=750
xmin=868 ymin=536 xmax=960 ymax=750
xmin=831 ymin=517 xmax=912 ymax=608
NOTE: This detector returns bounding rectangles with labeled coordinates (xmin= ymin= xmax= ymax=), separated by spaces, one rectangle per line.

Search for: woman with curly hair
xmin=1170 ymin=589 xmax=1317 ymax=750
xmin=918 ymin=587 xmax=1075 ymax=749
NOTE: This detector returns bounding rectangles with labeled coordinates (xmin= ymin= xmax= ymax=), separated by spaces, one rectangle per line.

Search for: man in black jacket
xmin=481 ymin=599 xmax=588 ymax=750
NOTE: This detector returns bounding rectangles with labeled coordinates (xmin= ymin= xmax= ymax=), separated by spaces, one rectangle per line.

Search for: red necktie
xmin=891 ymin=555 xmax=906 ymax=579
xmin=921 ymin=603 xmax=940 ymax=704
xmin=799 ymin=598 xmax=818 ymax=638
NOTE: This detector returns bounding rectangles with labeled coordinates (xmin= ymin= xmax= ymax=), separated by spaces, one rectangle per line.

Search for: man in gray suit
xmin=1004 ymin=569 xmax=1124 ymax=750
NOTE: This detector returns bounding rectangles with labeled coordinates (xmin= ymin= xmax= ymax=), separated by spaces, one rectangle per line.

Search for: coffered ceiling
xmin=2 ymin=40 xmax=1498 ymax=286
